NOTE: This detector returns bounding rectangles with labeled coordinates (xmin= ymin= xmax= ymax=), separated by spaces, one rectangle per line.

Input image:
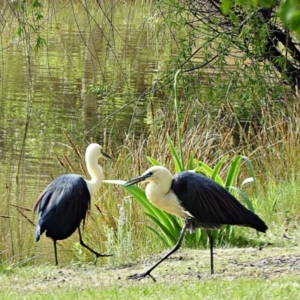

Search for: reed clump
xmin=48 ymin=101 xmax=300 ymax=264
xmin=2 ymin=99 xmax=300 ymax=266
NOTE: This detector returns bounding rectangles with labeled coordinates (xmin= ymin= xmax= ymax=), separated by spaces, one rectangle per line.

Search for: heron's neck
xmin=85 ymin=160 xmax=104 ymax=197
xmin=145 ymin=180 xmax=192 ymax=219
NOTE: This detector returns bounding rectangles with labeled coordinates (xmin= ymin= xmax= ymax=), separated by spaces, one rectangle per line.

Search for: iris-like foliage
xmin=104 ymin=70 xmax=259 ymax=249
xmin=104 ymin=140 xmax=258 ymax=248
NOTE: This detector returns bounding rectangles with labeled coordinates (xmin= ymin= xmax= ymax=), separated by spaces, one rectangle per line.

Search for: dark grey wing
xmin=171 ymin=172 xmax=267 ymax=232
xmin=35 ymin=174 xmax=91 ymax=241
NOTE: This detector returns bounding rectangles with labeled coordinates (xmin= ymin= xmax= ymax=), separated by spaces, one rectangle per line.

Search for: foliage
xmin=222 ymin=0 xmax=300 ymax=36
xmin=105 ymin=70 xmax=259 ymax=249
xmin=157 ymin=0 xmax=295 ymax=122
xmin=105 ymin=147 xmax=258 ymax=248
xmin=14 ymin=0 xmax=47 ymax=53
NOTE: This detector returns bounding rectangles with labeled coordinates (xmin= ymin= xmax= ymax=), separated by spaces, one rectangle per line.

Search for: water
xmin=0 ymin=1 xmax=169 ymax=195
xmin=0 ymin=1 xmax=178 ymax=262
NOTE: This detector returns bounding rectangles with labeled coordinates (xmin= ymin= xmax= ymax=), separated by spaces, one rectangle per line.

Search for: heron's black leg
xmin=128 ymin=220 xmax=189 ymax=282
xmin=78 ymin=227 xmax=112 ymax=264
xmin=53 ymin=239 xmax=58 ymax=266
xmin=206 ymin=230 xmax=214 ymax=275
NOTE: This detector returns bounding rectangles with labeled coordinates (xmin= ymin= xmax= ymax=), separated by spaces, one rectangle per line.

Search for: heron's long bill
xmin=101 ymin=150 xmax=112 ymax=160
xmin=124 ymin=174 xmax=148 ymax=186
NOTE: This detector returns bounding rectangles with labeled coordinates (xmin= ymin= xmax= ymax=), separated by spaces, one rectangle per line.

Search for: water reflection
xmin=0 ymin=0 xmax=176 ymax=263
xmin=0 ymin=2 xmax=168 ymax=180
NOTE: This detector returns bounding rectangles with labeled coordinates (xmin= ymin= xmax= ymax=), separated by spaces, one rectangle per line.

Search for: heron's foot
xmin=128 ymin=271 xmax=156 ymax=282
xmin=96 ymin=253 xmax=113 ymax=257
xmin=93 ymin=253 xmax=113 ymax=265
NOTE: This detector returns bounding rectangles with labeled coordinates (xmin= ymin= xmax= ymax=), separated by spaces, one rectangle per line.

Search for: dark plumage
xmin=35 ymin=175 xmax=90 ymax=242
xmin=125 ymin=166 xmax=267 ymax=281
xmin=171 ymin=172 xmax=267 ymax=233
xmin=34 ymin=143 xmax=111 ymax=265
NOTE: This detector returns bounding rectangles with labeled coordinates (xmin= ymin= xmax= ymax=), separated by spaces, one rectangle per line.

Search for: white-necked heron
xmin=125 ymin=166 xmax=267 ymax=281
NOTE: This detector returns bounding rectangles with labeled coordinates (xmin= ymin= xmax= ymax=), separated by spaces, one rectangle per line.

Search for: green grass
xmin=0 ymin=246 xmax=299 ymax=299
xmin=3 ymin=112 xmax=300 ymax=266
xmin=2 ymin=278 xmax=298 ymax=300
xmin=2 ymin=105 xmax=300 ymax=267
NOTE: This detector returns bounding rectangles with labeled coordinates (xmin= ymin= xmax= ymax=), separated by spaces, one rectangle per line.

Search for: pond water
xmin=0 ymin=1 xmax=183 ymax=262
xmin=0 ymin=1 xmax=172 ymax=198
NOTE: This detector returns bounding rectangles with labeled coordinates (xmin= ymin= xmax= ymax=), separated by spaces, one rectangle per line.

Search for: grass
xmin=1 ymin=101 xmax=300 ymax=267
xmin=1 ymin=144 xmax=300 ymax=298
xmin=2 ymin=279 xmax=300 ymax=299
xmin=3 ymin=106 xmax=300 ymax=266
xmin=0 ymin=246 xmax=300 ymax=299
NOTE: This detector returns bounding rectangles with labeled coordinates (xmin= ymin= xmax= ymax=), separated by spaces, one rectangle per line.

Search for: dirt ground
xmin=4 ymin=246 xmax=300 ymax=293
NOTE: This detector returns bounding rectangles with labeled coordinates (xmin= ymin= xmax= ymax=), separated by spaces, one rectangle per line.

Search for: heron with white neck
xmin=34 ymin=143 xmax=112 ymax=265
xmin=125 ymin=165 xmax=268 ymax=281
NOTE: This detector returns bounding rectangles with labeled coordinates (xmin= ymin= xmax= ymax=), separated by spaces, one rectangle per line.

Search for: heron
xmin=125 ymin=165 xmax=268 ymax=281
xmin=33 ymin=143 xmax=112 ymax=265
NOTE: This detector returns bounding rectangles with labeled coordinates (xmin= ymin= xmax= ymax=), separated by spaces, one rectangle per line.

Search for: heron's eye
xmin=148 ymin=172 xmax=153 ymax=176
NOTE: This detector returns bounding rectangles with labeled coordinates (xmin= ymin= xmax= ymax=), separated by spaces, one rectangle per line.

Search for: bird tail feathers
xmin=35 ymin=225 xmax=41 ymax=242
xmin=247 ymin=211 xmax=268 ymax=233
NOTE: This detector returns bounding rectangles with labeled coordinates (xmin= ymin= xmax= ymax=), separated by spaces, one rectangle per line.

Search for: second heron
xmin=125 ymin=166 xmax=267 ymax=281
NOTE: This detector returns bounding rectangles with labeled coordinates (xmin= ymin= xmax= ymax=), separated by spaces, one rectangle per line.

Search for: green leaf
xmin=147 ymin=156 xmax=162 ymax=166
xmin=145 ymin=213 xmax=177 ymax=245
xmin=241 ymin=155 xmax=258 ymax=195
xmin=194 ymin=159 xmax=224 ymax=185
xmin=103 ymin=180 xmax=154 ymax=215
xmin=212 ymin=155 xmax=229 ymax=182
xmin=194 ymin=159 xmax=214 ymax=176
xmin=225 ymin=155 xmax=241 ymax=189
xmin=167 ymin=135 xmax=183 ymax=172
xmin=229 ymin=186 xmax=255 ymax=212
xmin=187 ymin=153 xmax=194 ymax=170
xmin=221 ymin=0 xmax=232 ymax=14
xmin=259 ymin=0 xmax=275 ymax=6
xmin=102 ymin=179 xmax=126 ymax=185
xmin=103 ymin=179 xmax=183 ymax=246
xmin=16 ymin=27 xmax=22 ymax=37
xmin=184 ymin=228 xmax=203 ymax=247
xmin=149 ymin=209 xmax=177 ymax=235
xmin=146 ymin=226 xmax=173 ymax=247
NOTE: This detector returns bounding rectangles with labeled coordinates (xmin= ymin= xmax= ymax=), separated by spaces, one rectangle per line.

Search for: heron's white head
xmin=125 ymin=166 xmax=189 ymax=217
xmin=125 ymin=166 xmax=172 ymax=186
xmin=85 ymin=143 xmax=111 ymax=161
xmin=84 ymin=143 xmax=111 ymax=196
